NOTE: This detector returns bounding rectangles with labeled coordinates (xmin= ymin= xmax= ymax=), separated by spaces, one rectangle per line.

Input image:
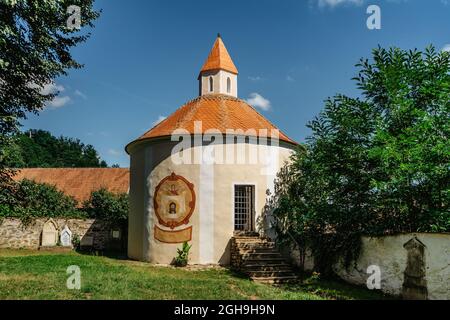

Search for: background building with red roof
xmin=13 ymin=168 xmax=129 ymax=206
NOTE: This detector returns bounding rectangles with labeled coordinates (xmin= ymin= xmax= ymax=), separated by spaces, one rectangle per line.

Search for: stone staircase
xmin=230 ymin=233 xmax=298 ymax=284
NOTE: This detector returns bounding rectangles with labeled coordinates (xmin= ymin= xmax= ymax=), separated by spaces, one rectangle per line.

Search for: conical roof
xmin=199 ymin=34 xmax=238 ymax=75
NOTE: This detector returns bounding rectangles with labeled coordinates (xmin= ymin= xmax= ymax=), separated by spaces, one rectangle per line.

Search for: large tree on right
xmin=272 ymin=46 xmax=450 ymax=274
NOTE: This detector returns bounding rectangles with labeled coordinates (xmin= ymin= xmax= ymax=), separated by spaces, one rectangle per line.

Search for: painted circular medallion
xmin=153 ymin=172 xmax=196 ymax=229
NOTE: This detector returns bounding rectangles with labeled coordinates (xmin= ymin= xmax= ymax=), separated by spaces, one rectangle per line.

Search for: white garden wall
xmin=290 ymin=233 xmax=450 ymax=300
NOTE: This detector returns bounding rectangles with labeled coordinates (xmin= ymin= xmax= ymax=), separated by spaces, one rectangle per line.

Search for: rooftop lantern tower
xmin=198 ymin=34 xmax=238 ymax=97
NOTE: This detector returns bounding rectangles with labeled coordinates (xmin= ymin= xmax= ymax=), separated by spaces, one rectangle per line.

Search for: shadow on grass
xmin=277 ymin=272 xmax=393 ymax=300
xmin=74 ymin=248 xmax=128 ymax=260
xmin=225 ymin=267 xmax=393 ymax=300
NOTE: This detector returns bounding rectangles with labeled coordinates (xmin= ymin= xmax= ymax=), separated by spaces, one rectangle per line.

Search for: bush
xmin=0 ymin=179 xmax=84 ymax=224
xmin=71 ymin=234 xmax=81 ymax=250
xmin=83 ymin=188 xmax=128 ymax=226
xmin=0 ymin=181 xmax=129 ymax=227
xmin=173 ymin=242 xmax=192 ymax=267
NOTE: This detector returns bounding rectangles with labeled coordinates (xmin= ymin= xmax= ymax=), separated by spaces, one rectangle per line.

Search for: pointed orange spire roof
xmin=200 ymin=34 xmax=238 ymax=75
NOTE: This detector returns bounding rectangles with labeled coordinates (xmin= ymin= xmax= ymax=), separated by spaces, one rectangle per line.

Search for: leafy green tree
xmin=6 ymin=129 xmax=108 ymax=168
xmin=271 ymin=46 xmax=450 ymax=275
xmin=0 ymin=0 xmax=99 ymax=186
xmin=83 ymin=188 xmax=128 ymax=226
xmin=2 ymin=138 xmax=25 ymax=168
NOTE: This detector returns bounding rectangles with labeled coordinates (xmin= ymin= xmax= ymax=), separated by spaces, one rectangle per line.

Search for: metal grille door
xmin=234 ymin=185 xmax=255 ymax=231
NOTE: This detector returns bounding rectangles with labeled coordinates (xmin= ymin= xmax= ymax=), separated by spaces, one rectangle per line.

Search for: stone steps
xmin=246 ymin=270 xmax=297 ymax=278
xmin=250 ymin=275 xmax=299 ymax=284
xmin=230 ymin=235 xmax=298 ymax=284
xmin=240 ymin=252 xmax=283 ymax=260
xmin=242 ymin=264 xmax=293 ymax=272
xmin=236 ymin=244 xmax=276 ymax=250
xmin=237 ymin=247 xmax=277 ymax=253
xmin=233 ymin=231 xmax=260 ymax=237
xmin=236 ymin=239 xmax=275 ymax=244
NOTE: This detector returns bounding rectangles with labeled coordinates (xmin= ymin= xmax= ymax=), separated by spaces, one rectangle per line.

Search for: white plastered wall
xmin=335 ymin=233 xmax=450 ymax=300
xmin=127 ymin=138 xmax=294 ymax=265
xmin=290 ymin=233 xmax=450 ymax=300
xmin=199 ymin=70 xmax=237 ymax=97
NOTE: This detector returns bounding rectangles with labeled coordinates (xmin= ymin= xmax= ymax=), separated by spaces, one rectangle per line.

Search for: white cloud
xmin=152 ymin=115 xmax=166 ymax=127
xmin=286 ymin=75 xmax=295 ymax=82
xmin=316 ymin=0 xmax=364 ymax=8
xmin=74 ymin=89 xmax=87 ymax=100
xmin=248 ymin=76 xmax=263 ymax=81
xmin=29 ymin=82 xmax=71 ymax=109
xmin=314 ymin=0 xmax=415 ymax=8
xmin=245 ymin=93 xmax=271 ymax=111
xmin=442 ymin=44 xmax=450 ymax=52
xmin=46 ymin=95 xmax=71 ymax=109
xmin=108 ymin=149 xmax=122 ymax=157
xmin=40 ymin=82 xmax=65 ymax=95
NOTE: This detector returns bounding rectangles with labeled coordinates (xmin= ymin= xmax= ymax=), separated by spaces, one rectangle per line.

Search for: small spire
xmin=199 ymin=35 xmax=238 ymax=75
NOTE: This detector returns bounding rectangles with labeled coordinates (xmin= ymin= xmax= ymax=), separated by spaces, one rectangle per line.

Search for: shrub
xmin=173 ymin=242 xmax=192 ymax=267
xmin=83 ymin=188 xmax=128 ymax=226
xmin=0 ymin=181 xmax=129 ymax=227
xmin=72 ymin=234 xmax=81 ymax=250
xmin=0 ymin=179 xmax=84 ymax=224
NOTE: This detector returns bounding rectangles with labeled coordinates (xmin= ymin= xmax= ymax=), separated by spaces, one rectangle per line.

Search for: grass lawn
xmin=0 ymin=249 xmax=389 ymax=300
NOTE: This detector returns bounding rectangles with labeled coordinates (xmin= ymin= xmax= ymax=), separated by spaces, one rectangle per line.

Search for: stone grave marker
xmin=41 ymin=219 xmax=58 ymax=247
xmin=112 ymin=230 xmax=120 ymax=239
xmin=60 ymin=225 xmax=73 ymax=247
xmin=402 ymin=237 xmax=428 ymax=300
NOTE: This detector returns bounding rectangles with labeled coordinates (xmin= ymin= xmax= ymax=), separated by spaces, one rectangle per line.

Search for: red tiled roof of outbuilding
xmin=13 ymin=168 xmax=129 ymax=205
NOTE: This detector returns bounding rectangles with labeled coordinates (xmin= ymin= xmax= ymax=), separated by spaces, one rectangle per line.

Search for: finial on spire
xmin=217 ymin=33 xmax=221 ymax=38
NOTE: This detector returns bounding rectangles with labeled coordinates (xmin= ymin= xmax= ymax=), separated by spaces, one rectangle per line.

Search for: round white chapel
xmin=126 ymin=35 xmax=298 ymax=265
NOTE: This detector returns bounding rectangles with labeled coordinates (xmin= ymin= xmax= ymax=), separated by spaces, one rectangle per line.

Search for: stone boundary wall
xmin=289 ymin=233 xmax=450 ymax=300
xmin=0 ymin=218 xmax=122 ymax=250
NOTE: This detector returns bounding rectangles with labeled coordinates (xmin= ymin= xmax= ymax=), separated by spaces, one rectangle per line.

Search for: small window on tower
xmin=227 ymin=77 xmax=231 ymax=93
xmin=209 ymin=77 xmax=213 ymax=92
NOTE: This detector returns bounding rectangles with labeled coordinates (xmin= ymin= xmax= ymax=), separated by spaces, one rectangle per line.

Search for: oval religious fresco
xmin=153 ymin=172 xmax=196 ymax=229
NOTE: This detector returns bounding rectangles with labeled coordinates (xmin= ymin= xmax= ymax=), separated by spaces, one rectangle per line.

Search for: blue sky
xmin=23 ymin=0 xmax=450 ymax=167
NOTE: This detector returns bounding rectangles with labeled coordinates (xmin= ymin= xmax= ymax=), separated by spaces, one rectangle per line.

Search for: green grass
xmin=0 ymin=249 xmax=389 ymax=300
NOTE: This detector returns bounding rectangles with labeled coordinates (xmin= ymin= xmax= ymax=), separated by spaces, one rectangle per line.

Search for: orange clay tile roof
xmin=13 ymin=168 xmax=129 ymax=206
xmin=126 ymin=94 xmax=297 ymax=152
xmin=200 ymin=35 xmax=238 ymax=75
